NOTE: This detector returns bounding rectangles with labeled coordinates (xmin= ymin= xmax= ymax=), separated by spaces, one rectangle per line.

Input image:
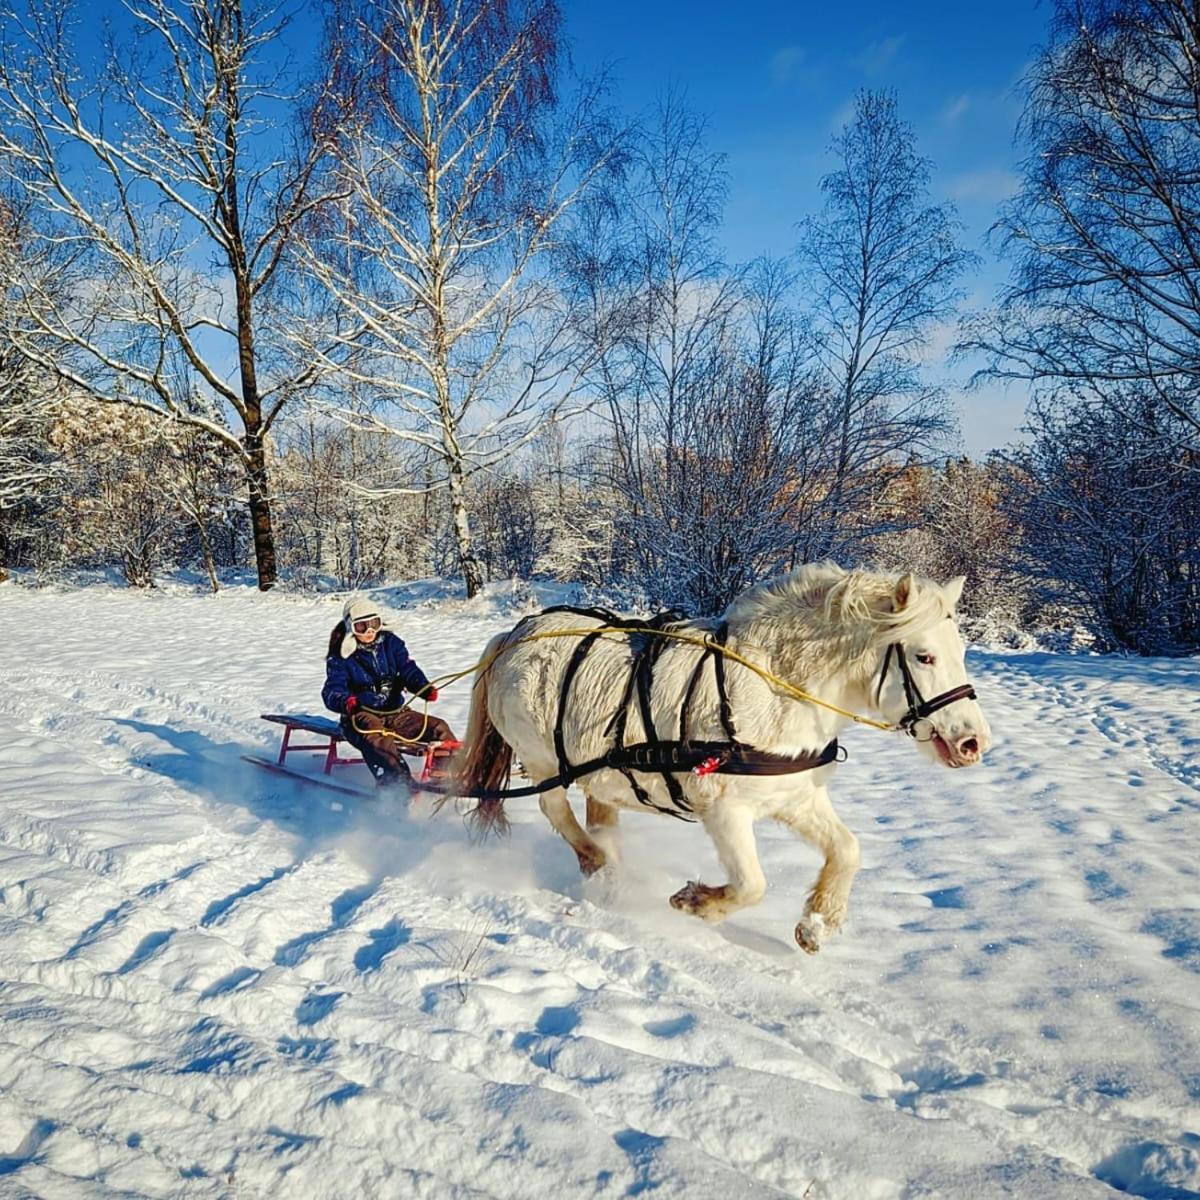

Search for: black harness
xmin=516 ymin=606 xmax=841 ymax=820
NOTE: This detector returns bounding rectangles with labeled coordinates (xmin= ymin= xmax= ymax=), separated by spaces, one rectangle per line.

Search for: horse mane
xmin=724 ymin=562 xmax=953 ymax=681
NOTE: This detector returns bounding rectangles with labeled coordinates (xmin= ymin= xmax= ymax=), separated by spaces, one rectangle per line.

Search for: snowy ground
xmin=0 ymin=579 xmax=1198 ymax=1200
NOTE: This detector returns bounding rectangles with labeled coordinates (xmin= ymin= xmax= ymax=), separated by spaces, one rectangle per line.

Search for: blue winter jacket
xmin=322 ymin=630 xmax=432 ymax=715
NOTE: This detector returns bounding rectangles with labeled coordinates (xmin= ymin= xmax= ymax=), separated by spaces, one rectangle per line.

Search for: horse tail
xmin=451 ymin=629 xmax=515 ymax=838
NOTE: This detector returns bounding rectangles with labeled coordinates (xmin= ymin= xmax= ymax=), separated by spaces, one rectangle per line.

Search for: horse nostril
xmin=956 ymin=736 xmax=979 ymax=759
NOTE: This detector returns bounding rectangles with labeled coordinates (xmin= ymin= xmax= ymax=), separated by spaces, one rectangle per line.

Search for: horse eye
xmin=915 ymin=652 xmax=936 ymax=666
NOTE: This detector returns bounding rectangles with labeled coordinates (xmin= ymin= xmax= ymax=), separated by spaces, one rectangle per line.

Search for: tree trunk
xmin=244 ymin=434 xmax=277 ymax=590
xmin=447 ymin=458 xmax=484 ymax=598
xmin=196 ymin=518 xmax=220 ymax=594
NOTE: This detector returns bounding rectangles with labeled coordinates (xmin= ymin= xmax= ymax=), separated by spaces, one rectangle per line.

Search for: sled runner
xmin=242 ymin=712 xmax=460 ymax=796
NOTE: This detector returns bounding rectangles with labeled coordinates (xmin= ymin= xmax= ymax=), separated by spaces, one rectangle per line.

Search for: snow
xmin=0 ymin=579 xmax=1198 ymax=1199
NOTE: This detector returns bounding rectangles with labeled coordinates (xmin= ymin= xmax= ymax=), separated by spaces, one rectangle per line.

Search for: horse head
xmin=871 ymin=573 xmax=991 ymax=769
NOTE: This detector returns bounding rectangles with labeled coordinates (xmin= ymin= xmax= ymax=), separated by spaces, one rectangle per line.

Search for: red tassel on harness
xmin=693 ymin=755 xmax=723 ymax=777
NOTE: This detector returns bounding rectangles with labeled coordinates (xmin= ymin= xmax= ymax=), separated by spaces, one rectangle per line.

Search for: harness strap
xmin=877 ymin=643 xmax=978 ymax=736
xmin=632 ymin=624 xmax=691 ymax=812
xmin=529 ymin=605 xmax=843 ymax=818
xmin=429 ymin=737 xmax=841 ymax=803
xmin=679 ymin=648 xmax=709 ymax=742
xmin=556 ymin=629 xmax=604 ymax=783
xmin=711 ymin=622 xmax=742 ymax=745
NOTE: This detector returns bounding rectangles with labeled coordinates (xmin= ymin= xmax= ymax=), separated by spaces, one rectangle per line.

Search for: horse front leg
xmin=539 ymin=787 xmax=608 ymax=877
xmin=670 ymin=801 xmax=765 ymax=923
xmin=776 ymin=785 xmax=860 ymax=953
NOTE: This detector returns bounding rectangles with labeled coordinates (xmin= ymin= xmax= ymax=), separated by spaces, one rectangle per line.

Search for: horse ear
xmin=892 ymin=572 xmax=915 ymax=613
xmin=943 ymin=575 xmax=965 ymax=609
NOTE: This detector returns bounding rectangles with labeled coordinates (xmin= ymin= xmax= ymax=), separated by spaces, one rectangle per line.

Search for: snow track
xmin=0 ymin=584 xmax=1197 ymax=1197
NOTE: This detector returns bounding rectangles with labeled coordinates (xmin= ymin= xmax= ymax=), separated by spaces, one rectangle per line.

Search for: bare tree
xmin=0 ymin=0 xmax=338 ymax=589
xmin=272 ymin=403 xmax=431 ymax=588
xmin=295 ymin=0 xmax=618 ymax=597
xmin=797 ymin=90 xmax=972 ymax=554
xmin=962 ymin=0 xmax=1200 ymax=449
xmin=1000 ymin=391 xmax=1200 ymax=654
xmin=566 ymin=97 xmax=747 ymax=599
xmin=870 ymin=457 xmax=1025 ymax=621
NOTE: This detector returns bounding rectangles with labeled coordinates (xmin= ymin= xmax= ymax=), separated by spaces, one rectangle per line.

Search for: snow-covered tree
xmin=1002 ymin=392 xmax=1200 ymax=655
xmin=0 ymin=198 xmax=62 ymax=572
xmin=565 ymin=99 xmax=854 ymax=612
xmin=272 ymin=406 xmax=432 ymax=589
xmin=0 ymin=0 xmax=339 ymax=589
xmin=964 ymin=0 xmax=1200 ymax=449
xmin=296 ymin=0 xmax=619 ymax=597
xmin=870 ymin=457 xmax=1026 ymax=622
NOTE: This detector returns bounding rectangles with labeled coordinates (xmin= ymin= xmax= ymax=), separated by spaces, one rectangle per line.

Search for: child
xmin=322 ymin=597 xmax=457 ymax=789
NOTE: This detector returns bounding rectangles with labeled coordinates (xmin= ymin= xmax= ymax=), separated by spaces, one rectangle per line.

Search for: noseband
xmin=876 ymin=643 xmax=977 ymax=739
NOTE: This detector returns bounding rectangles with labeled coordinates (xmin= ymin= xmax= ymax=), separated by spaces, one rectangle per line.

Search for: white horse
xmin=453 ymin=563 xmax=991 ymax=951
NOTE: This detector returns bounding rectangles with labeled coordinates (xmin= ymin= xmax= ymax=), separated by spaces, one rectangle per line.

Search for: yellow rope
xmin=349 ymin=692 xmax=436 ymax=744
xmin=351 ymin=623 xmax=896 ymax=741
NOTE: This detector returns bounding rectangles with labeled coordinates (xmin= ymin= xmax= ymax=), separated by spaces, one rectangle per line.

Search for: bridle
xmin=875 ymin=642 xmax=977 ymax=740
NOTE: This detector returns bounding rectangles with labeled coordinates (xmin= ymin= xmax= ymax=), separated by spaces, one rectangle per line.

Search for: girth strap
xmin=427 ymin=736 xmax=842 ymax=804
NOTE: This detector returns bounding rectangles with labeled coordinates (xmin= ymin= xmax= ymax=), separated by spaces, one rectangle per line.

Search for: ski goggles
xmin=350 ymin=615 xmax=381 ymax=635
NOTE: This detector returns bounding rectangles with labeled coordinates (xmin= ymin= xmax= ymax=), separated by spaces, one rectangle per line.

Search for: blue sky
xmin=563 ymin=0 xmax=1055 ymax=456
xmin=62 ymin=0 xmax=1051 ymax=456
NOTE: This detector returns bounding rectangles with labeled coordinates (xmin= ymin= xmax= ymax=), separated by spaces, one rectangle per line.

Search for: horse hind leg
xmin=776 ymin=788 xmax=860 ymax=953
xmin=540 ymin=787 xmax=608 ymax=877
xmin=670 ymin=801 xmax=765 ymax=923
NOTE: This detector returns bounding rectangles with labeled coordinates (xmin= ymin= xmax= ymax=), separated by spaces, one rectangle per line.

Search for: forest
xmin=2 ymin=0 xmax=1198 ymax=656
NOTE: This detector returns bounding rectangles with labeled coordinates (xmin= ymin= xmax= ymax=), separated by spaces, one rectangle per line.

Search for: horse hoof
xmin=669 ymin=880 xmax=728 ymax=921
xmin=577 ymin=850 xmax=607 ymax=877
xmin=795 ymin=914 xmax=825 ymax=954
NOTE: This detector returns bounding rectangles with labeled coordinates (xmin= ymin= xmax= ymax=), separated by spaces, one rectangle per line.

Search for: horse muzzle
xmin=920 ymin=712 xmax=990 ymax=767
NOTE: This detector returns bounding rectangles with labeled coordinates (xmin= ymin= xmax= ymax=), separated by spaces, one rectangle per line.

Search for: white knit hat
xmin=339 ymin=596 xmax=388 ymax=657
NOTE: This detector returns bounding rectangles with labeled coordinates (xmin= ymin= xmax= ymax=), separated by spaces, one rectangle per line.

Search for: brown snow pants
xmin=341 ymin=706 xmax=458 ymax=788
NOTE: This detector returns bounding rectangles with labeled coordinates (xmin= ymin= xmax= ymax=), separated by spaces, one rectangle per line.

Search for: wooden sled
xmin=242 ymin=712 xmax=460 ymax=798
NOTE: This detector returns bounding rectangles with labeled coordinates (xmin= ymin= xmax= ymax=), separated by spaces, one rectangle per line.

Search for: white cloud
xmin=941 ymin=94 xmax=971 ymax=124
xmin=829 ymin=96 xmax=857 ymax=132
xmin=854 ymin=35 xmax=905 ymax=76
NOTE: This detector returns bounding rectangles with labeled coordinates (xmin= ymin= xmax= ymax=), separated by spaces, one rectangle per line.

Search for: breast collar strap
xmin=876 ymin=642 xmax=977 ymax=737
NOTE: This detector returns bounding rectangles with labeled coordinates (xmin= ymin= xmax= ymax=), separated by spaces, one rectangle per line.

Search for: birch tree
xmin=298 ymin=0 xmax=617 ymax=597
xmin=565 ymin=97 xmax=743 ymax=592
xmin=566 ymin=99 xmax=841 ymax=611
xmin=0 ymin=0 xmax=337 ymax=589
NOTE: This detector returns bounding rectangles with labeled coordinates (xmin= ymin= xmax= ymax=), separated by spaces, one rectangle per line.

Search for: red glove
xmin=424 ymin=687 xmax=439 ymax=703
xmin=344 ymin=695 xmax=360 ymax=715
